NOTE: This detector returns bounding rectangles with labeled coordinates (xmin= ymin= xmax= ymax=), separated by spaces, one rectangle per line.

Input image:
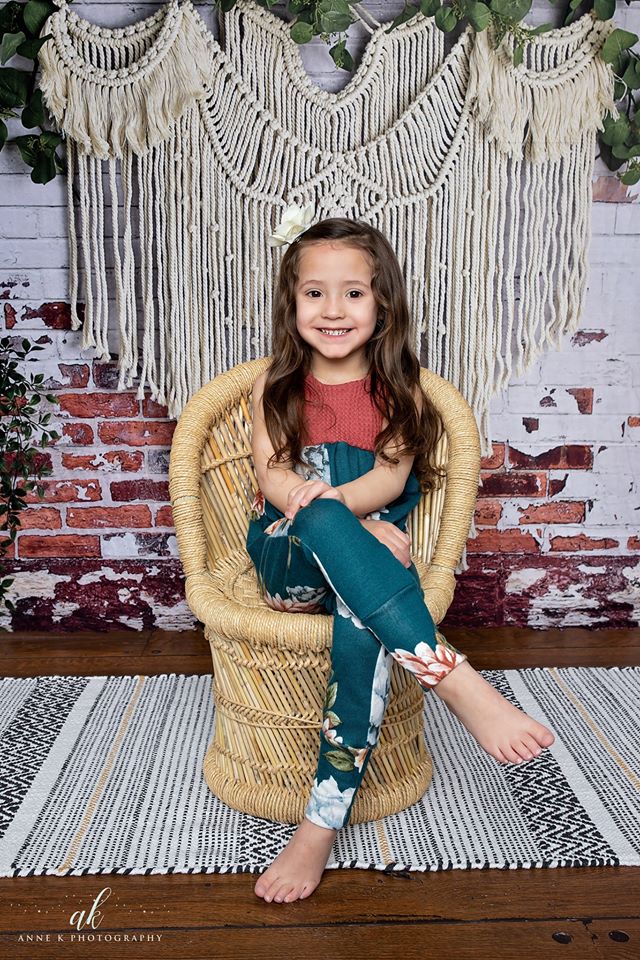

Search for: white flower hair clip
xmin=268 ymin=201 xmax=316 ymax=248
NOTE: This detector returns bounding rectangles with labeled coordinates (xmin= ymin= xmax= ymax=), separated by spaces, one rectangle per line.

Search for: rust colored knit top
xmin=303 ymin=371 xmax=383 ymax=453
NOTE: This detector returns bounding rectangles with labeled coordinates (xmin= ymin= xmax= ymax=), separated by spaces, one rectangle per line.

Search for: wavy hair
xmin=261 ymin=216 xmax=446 ymax=493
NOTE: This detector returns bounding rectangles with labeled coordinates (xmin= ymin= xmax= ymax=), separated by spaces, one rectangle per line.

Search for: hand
xmin=284 ymin=480 xmax=346 ymax=520
xmin=359 ymin=518 xmax=412 ymax=568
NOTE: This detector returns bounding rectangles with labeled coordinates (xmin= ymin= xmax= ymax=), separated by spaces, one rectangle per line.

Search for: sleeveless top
xmin=303 ymin=371 xmax=382 ymax=451
xmin=246 ymin=369 xmax=422 ymax=541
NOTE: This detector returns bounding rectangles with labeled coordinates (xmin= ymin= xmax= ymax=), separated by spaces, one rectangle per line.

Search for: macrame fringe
xmin=35 ymin=0 xmax=617 ymax=464
xmin=468 ymin=14 xmax=619 ymax=162
xmin=38 ymin=0 xmax=210 ymax=159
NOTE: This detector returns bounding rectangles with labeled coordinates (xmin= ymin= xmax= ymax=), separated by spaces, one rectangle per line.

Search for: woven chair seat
xmin=169 ymin=357 xmax=480 ymax=826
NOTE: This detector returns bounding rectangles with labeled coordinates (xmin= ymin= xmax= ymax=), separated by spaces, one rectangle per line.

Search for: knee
xmin=290 ymin=497 xmax=351 ymax=538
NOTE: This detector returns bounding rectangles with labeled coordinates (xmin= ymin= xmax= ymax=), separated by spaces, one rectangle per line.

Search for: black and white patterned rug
xmin=1 ymin=668 xmax=638 ymax=877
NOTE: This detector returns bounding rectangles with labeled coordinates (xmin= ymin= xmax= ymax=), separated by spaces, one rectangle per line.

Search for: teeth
xmin=320 ymin=329 xmax=350 ymax=336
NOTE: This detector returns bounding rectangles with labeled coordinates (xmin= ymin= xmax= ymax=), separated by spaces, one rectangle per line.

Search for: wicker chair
xmin=168 ymin=356 xmax=480 ymax=826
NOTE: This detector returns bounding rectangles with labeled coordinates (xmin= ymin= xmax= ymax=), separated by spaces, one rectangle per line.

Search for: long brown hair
xmin=262 ymin=217 xmax=446 ymax=493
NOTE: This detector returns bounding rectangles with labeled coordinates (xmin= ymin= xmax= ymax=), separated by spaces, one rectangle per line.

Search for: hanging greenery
xmin=0 ymin=0 xmax=638 ymax=184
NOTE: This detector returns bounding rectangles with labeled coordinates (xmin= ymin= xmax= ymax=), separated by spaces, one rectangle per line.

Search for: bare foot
xmin=254 ymin=816 xmax=338 ymax=903
xmin=433 ymin=660 xmax=556 ymax=764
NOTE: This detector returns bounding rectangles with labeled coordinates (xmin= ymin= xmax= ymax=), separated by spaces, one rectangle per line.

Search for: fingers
xmin=285 ymin=481 xmax=329 ymax=519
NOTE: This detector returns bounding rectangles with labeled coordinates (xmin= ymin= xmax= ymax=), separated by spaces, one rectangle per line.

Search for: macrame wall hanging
xmin=37 ymin=0 xmax=617 ymax=460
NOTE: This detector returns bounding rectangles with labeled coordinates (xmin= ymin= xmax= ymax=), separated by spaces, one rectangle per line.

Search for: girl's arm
xmin=334 ymin=384 xmax=423 ymax=518
xmin=335 ymin=450 xmax=415 ymax=518
xmin=251 ymin=370 xmax=309 ymax=514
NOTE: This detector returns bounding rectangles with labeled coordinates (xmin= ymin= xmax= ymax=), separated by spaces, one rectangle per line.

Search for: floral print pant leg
xmin=246 ymin=497 xmax=468 ymax=832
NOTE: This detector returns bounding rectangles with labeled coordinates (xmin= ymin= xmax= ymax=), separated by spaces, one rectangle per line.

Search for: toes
xmin=272 ymin=882 xmax=294 ymax=903
xmin=521 ymin=733 xmax=542 ymax=757
xmin=282 ymin=886 xmax=299 ymax=902
xmin=502 ymin=743 xmax=524 ymax=764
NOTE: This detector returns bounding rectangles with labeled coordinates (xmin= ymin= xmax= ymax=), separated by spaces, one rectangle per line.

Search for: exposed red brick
xmin=155 ymin=505 xmax=174 ymax=527
xmin=92 ymin=361 xmax=121 ymax=390
xmin=549 ymin=534 xmax=619 ymax=551
xmin=479 ymin=472 xmax=547 ymax=497
xmin=99 ymin=421 xmax=176 ymax=446
xmin=467 ymin=530 xmax=540 ymax=553
xmin=110 ymin=479 xmax=170 ymax=502
xmin=16 ymin=508 xmax=62 ymax=530
xmin=522 ymin=417 xmax=539 ymax=433
xmin=4 ymin=302 xmax=17 ymax=328
xmin=58 ymin=393 xmax=139 ymax=418
xmin=592 ymin=176 xmax=634 ymax=202
xmin=19 ymin=535 xmax=101 ymax=557
xmin=22 ymin=302 xmax=74 ymax=329
xmin=67 ymin=505 xmax=152 ymax=528
xmin=508 ymin=444 xmax=592 ymax=470
xmin=62 ymin=423 xmax=94 ymax=445
xmin=571 ymin=330 xmax=607 ymax=347
xmin=23 ymin=479 xmax=102 ymax=503
xmin=57 ymin=364 xmax=90 ymax=388
xmin=142 ymin=396 xmax=171 ymax=418
xmin=549 ymin=475 xmax=568 ymax=497
xmin=540 ymin=393 xmax=557 ymax=408
xmin=62 ymin=451 xmax=144 ymax=472
xmin=566 ymin=388 xmax=593 ymax=414
xmin=474 ymin=500 xmax=502 ymax=525
xmin=628 ymin=536 xmax=640 ymax=550
xmin=629 ymin=416 xmax=640 ymax=428
xmin=518 ymin=502 xmax=585 ymax=524
xmin=480 ymin=443 xmax=505 ymax=469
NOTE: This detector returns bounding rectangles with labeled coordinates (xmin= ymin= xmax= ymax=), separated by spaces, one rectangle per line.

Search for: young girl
xmin=246 ymin=209 xmax=555 ymax=904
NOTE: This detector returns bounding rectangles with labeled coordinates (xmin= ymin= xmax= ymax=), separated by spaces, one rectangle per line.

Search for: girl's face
xmin=294 ymin=241 xmax=378 ymax=376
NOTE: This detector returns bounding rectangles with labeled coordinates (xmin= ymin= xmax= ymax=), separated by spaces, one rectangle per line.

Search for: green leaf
xmin=13 ymin=132 xmax=38 ymax=166
xmin=0 ymin=66 xmax=30 ymax=107
xmin=329 ymin=37 xmax=354 ymax=71
xmin=530 ymin=21 xmax=554 ymax=35
xmin=420 ymin=0 xmax=441 ymax=15
xmin=620 ymin=164 xmax=640 ymax=185
xmin=601 ymin=114 xmax=630 ymax=146
xmin=31 ymin=150 xmax=56 ymax=183
xmin=490 ymin=0 xmax=531 ymax=19
xmin=601 ymin=28 xmax=638 ymax=65
xmin=621 ymin=57 xmax=640 ymax=91
xmin=21 ymin=88 xmax=45 ymax=128
xmin=17 ymin=32 xmax=51 ymax=60
xmin=434 ymin=5 xmax=457 ymax=31
xmin=0 ymin=30 xmax=25 ymax=64
xmin=0 ymin=118 xmax=6 ymax=152
xmin=23 ymin=0 xmax=53 ymax=37
xmin=593 ymin=0 xmax=616 ymax=19
xmin=317 ymin=0 xmax=353 ymax=34
xmin=612 ymin=142 xmax=640 ymax=159
xmin=324 ymin=749 xmax=355 ymax=772
xmin=465 ymin=1 xmax=491 ymax=31
xmin=0 ymin=2 xmax=23 ymax=35
xmin=290 ymin=19 xmax=314 ymax=43
xmin=39 ymin=128 xmax=61 ymax=152
xmin=513 ymin=42 xmax=524 ymax=66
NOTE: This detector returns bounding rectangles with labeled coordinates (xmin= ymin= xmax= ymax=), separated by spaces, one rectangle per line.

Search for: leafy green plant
xmin=0 ymin=0 xmax=64 ymax=183
xmin=1 ymin=0 xmax=638 ymax=183
xmin=0 ymin=336 xmax=60 ymax=617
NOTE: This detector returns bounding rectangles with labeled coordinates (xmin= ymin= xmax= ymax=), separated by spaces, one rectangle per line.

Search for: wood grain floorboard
xmin=0 ymin=628 xmax=638 ymax=959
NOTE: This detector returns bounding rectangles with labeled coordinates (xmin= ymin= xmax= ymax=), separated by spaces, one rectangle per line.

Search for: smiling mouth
xmin=318 ymin=328 xmax=352 ymax=337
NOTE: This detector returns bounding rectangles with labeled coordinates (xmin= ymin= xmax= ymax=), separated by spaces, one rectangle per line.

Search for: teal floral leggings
xmin=246 ymin=498 xmax=468 ymax=832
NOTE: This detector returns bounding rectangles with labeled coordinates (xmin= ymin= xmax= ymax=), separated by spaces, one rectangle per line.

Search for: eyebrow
xmin=300 ymin=279 xmax=369 ymax=286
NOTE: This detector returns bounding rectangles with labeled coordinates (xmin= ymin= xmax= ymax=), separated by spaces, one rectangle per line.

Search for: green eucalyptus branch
xmin=0 ymin=336 xmax=61 ymax=616
xmin=0 ymin=0 xmax=638 ymax=182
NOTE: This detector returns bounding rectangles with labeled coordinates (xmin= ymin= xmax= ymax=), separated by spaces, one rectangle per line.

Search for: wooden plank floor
xmin=0 ymin=627 xmax=638 ymax=960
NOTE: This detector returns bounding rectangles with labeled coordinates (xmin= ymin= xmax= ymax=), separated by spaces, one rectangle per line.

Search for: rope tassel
xmin=467 ymin=14 xmax=618 ymax=163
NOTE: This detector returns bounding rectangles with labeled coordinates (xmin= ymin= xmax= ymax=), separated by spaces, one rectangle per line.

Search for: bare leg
xmin=433 ymin=659 xmax=555 ymax=763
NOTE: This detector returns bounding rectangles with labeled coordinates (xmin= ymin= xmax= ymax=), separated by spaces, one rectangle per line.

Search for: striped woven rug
xmin=1 ymin=667 xmax=638 ymax=878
